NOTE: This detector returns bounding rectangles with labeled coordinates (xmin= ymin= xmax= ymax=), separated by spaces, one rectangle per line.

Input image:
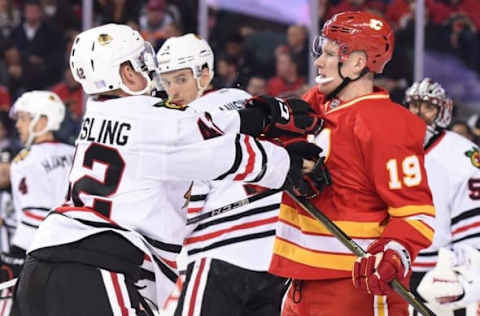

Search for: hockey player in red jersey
xmin=269 ymin=11 xmax=436 ymax=316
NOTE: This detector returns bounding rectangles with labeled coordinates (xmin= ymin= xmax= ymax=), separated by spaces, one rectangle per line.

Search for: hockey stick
xmin=186 ymin=188 xmax=281 ymax=225
xmin=284 ymin=189 xmax=434 ymax=316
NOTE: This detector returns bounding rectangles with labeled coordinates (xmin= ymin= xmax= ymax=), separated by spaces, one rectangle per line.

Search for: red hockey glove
xmin=352 ymin=239 xmax=411 ymax=295
xmin=244 ymin=96 xmax=323 ymax=138
xmin=283 ymin=141 xmax=331 ymax=198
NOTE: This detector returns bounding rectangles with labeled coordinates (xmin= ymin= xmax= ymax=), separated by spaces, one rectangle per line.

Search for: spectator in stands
xmin=3 ymin=42 xmax=26 ymax=100
xmin=0 ymin=85 xmax=10 ymax=111
xmin=266 ymin=51 xmax=304 ymax=97
xmin=51 ymin=68 xmax=82 ymax=120
xmin=139 ymin=0 xmax=174 ymax=48
xmin=9 ymin=0 xmax=65 ymax=90
xmin=283 ymin=25 xmax=309 ymax=77
xmin=0 ymin=111 xmax=20 ymax=155
xmin=40 ymin=0 xmax=81 ymax=32
xmin=95 ymin=0 xmax=142 ymax=25
xmin=246 ymin=75 xmax=266 ymax=97
xmin=212 ymin=55 xmax=242 ymax=89
xmin=450 ymin=120 xmax=475 ymax=141
xmin=327 ymin=0 xmax=386 ymax=19
xmin=0 ymin=0 xmax=20 ymax=38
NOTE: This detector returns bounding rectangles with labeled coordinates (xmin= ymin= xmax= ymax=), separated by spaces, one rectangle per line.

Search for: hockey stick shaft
xmin=285 ymin=190 xmax=434 ymax=316
xmin=186 ymin=188 xmax=281 ymax=225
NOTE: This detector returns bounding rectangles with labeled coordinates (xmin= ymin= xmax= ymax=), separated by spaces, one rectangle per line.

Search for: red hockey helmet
xmin=321 ymin=11 xmax=394 ymax=73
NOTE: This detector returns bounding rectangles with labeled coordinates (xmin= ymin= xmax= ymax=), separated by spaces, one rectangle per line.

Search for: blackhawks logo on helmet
xmin=465 ymin=147 xmax=480 ymax=169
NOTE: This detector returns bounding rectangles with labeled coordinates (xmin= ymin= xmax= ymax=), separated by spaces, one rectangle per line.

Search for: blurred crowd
xmin=0 ymin=0 xmax=480 ymax=156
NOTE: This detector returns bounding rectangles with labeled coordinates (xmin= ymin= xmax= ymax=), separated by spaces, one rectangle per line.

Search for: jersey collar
xmin=323 ymin=87 xmax=390 ymax=114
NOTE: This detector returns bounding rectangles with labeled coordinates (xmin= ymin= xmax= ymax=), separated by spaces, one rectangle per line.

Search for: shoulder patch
xmin=13 ymin=149 xmax=30 ymax=163
xmin=153 ymin=99 xmax=188 ymax=111
xmin=465 ymin=147 xmax=480 ymax=169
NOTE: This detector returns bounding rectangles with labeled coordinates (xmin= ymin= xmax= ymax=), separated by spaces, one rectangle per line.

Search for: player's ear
xmin=119 ymin=62 xmax=136 ymax=85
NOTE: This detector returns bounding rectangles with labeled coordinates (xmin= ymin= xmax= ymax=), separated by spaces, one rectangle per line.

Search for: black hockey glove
xmin=238 ymin=96 xmax=323 ymax=137
xmin=283 ymin=141 xmax=331 ymax=199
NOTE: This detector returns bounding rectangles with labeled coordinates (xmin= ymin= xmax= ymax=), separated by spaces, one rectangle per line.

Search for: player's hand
xmin=352 ymin=239 xmax=411 ymax=295
xmin=244 ymin=96 xmax=323 ymax=137
xmin=283 ymin=141 xmax=331 ymax=198
xmin=418 ymin=245 xmax=480 ymax=311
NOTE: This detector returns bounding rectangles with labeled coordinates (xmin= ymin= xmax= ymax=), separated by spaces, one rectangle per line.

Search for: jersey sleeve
xmin=154 ymin=110 xmax=290 ymax=190
xmin=356 ymin=107 xmax=435 ymax=259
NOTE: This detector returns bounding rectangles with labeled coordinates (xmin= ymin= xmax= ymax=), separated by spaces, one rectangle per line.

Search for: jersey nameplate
xmin=79 ymin=117 xmax=131 ymax=146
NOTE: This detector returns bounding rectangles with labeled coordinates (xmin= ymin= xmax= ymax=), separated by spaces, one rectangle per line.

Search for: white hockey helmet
xmin=69 ymin=23 xmax=158 ymax=96
xmin=405 ymin=78 xmax=453 ymax=129
xmin=156 ymin=33 xmax=214 ymax=93
xmin=12 ymin=90 xmax=66 ymax=147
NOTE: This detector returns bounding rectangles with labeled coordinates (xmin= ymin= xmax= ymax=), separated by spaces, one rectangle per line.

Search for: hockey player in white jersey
xmin=1 ymin=90 xmax=74 ymax=315
xmin=12 ymin=24 xmax=326 ymax=316
xmin=156 ymin=34 xmax=295 ymax=316
xmin=405 ymin=78 xmax=480 ymax=316
xmin=2 ymin=90 xmax=73 ymax=276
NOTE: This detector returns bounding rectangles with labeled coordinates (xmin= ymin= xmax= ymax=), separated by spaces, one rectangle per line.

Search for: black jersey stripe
xmin=193 ymin=203 xmax=279 ymax=232
xmin=187 ymin=230 xmax=275 ymax=255
xmin=451 ymin=208 xmax=480 ymax=226
xmin=215 ymin=134 xmax=242 ymax=180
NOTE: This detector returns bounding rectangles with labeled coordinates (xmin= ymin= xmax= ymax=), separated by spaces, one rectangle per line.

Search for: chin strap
xmin=325 ymin=63 xmax=370 ymax=100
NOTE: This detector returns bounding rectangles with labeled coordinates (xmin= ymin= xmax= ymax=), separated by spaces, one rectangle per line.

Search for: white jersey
xmin=184 ymin=88 xmax=282 ymax=271
xmin=10 ymin=142 xmax=74 ymax=251
xmin=29 ymin=95 xmax=290 ymax=307
xmin=413 ymin=131 xmax=480 ymax=272
xmin=0 ymin=190 xmax=15 ymax=253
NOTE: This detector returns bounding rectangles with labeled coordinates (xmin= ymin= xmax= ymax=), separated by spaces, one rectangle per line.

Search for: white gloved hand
xmin=417 ymin=245 xmax=480 ymax=311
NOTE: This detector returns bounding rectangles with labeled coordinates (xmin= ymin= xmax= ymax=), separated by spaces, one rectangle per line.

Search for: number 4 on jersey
xmin=386 ymin=155 xmax=422 ymax=189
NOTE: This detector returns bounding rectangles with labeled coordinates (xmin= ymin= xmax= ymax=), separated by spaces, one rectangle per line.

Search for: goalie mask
xmin=156 ymin=33 xmax=214 ymax=96
xmin=70 ymin=23 xmax=159 ymax=96
xmin=11 ymin=91 xmax=66 ymax=147
xmin=405 ymin=78 xmax=453 ymax=129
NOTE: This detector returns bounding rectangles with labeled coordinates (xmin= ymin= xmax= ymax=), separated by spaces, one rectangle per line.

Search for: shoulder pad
xmin=153 ymin=99 xmax=188 ymax=111
xmin=13 ymin=148 xmax=30 ymax=163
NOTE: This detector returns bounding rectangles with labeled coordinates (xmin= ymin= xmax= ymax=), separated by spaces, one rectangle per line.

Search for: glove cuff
xmin=384 ymin=240 xmax=411 ymax=278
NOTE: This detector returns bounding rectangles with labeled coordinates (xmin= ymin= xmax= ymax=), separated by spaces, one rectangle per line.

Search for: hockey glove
xmin=283 ymin=141 xmax=331 ymax=198
xmin=417 ymin=245 xmax=480 ymax=311
xmin=240 ymin=96 xmax=323 ymax=137
xmin=352 ymin=239 xmax=411 ymax=295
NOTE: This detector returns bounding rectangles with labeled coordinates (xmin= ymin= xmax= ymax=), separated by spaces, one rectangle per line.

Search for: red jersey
xmin=269 ymin=87 xmax=435 ymax=280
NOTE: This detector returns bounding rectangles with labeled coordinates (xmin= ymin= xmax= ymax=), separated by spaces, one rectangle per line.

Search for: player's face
xmin=408 ymin=101 xmax=439 ymax=126
xmin=313 ymin=39 xmax=343 ymax=94
xmin=160 ymin=68 xmax=199 ymax=106
xmin=15 ymin=111 xmax=32 ymax=145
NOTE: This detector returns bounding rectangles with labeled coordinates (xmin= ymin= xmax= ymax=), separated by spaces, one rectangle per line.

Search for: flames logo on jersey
xmin=465 ymin=147 xmax=480 ymax=169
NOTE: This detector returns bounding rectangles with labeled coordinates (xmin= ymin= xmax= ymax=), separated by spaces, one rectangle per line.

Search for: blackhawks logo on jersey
xmin=465 ymin=147 xmax=480 ymax=168
xmin=153 ymin=99 xmax=188 ymax=111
